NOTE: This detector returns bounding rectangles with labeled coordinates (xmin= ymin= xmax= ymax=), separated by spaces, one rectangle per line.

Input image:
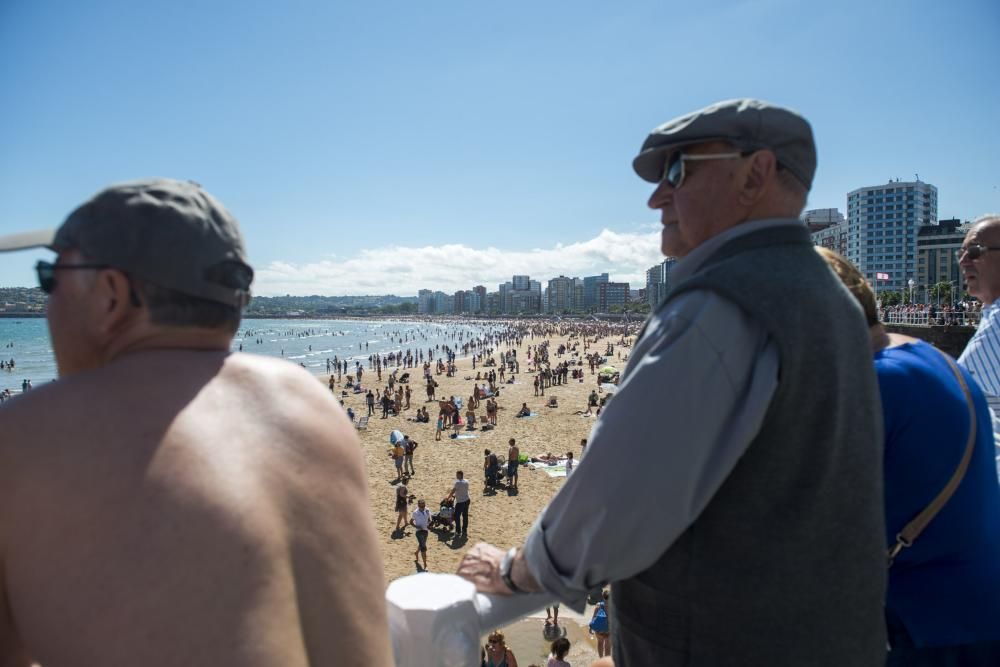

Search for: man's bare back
xmin=0 ymin=351 xmax=393 ymax=667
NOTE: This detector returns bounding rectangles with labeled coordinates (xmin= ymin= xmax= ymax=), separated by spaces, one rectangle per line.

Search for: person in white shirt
xmin=445 ymin=470 xmax=471 ymax=537
xmin=409 ymin=499 xmax=432 ymax=570
xmin=957 ymin=213 xmax=1000 ymax=477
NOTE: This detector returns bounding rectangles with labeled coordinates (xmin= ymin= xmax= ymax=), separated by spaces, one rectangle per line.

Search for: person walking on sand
xmin=394 ymin=483 xmax=409 ymax=533
xmin=446 ymin=470 xmax=471 ymax=537
xmin=403 ymin=434 xmax=418 ymax=477
xmin=589 ymin=589 xmax=611 ymax=658
xmin=435 ymin=412 xmax=444 ymax=441
xmin=507 ymin=438 xmax=520 ymax=490
xmin=409 ymin=498 xmax=431 ymax=570
xmin=390 ymin=439 xmax=406 ymax=481
xmin=0 ymin=178 xmax=392 ymax=666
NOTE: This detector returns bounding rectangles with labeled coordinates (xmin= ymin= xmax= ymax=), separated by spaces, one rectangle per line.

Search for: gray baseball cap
xmin=0 ymin=178 xmax=253 ymax=308
xmin=632 ymin=98 xmax=816 ymax=190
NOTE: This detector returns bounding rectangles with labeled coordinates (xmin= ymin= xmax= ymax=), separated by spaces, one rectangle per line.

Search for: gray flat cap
xmin=0 ymin=178 xmax=253 ymax=309
xmin=632 ymin=98 xmax=816 ymax=190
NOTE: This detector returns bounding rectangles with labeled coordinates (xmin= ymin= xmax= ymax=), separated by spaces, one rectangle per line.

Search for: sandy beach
xmin=327 ymin=326 xmax=632 ymax=665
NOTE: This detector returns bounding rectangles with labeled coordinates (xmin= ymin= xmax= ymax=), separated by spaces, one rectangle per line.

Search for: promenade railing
xmin=880 ymin=310 xmax=980 ymax=327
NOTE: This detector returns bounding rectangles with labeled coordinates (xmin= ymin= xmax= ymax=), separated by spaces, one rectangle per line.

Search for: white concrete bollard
xmin=386 ymin=572 xmax=553 ymax=667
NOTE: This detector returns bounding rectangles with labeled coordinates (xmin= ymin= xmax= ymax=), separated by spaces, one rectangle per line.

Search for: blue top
xmin=875 ymin=340 xmax=1000 ymax=647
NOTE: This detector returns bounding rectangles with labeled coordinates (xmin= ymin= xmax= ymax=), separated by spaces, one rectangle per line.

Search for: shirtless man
xmin=0 ymin=179 xmax=392 ymax=667
xmin=507 ymin=438 xmax=519 ymax=490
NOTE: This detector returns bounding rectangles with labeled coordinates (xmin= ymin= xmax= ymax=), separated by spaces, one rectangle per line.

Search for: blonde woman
xmin=484 ymin=631 xmax=518 ymax=667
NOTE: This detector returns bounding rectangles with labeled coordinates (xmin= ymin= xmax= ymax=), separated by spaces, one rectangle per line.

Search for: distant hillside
xmin=0 ymin=288 xmax=419 ymax=318
xmin=244 ymin=294 xmax=418 ymax=317
xmin=0 ymin=287 xmax=46 ymax=315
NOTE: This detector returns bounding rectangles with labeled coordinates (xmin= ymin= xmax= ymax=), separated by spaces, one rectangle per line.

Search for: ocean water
xmin=0 ymin=317 xmax=491 ymax=393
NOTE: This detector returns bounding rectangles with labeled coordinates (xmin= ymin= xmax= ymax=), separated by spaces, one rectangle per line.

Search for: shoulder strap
xmin=887 ymin=347 xmax=978 ymax=567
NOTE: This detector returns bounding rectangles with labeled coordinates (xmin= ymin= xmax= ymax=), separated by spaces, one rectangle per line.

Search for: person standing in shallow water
xmin=0 ymin=179 xmax=393 ymax=666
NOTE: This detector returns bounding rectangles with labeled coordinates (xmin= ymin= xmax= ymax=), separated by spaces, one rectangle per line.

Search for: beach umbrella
xmin=600 ymin=365 xmax=618 ymax=374
xmin=389 ymin=430 xmax=404 ymax=445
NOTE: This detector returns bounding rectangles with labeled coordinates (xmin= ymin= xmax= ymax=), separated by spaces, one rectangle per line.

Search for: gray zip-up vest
xmin=612 ymin=225 xmax=886 ymax=666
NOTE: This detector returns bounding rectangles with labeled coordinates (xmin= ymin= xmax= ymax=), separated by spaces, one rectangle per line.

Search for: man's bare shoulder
xmin=220 ymin=353 xmax=358 ymax=440
xmin=0 ymin=378 xmax=86 ymax=479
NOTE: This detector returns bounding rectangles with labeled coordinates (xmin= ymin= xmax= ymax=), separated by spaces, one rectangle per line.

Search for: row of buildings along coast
xmin=417 ymin=178 xmax=973 ymax=316
xmin=417 ymin=273 xmax=634 ymax=316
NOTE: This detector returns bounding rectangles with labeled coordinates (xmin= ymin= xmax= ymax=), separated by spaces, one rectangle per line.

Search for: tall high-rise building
xmin=486 ymin=292 xmax=501 ymax=315
xmin=645 ymin=264 xmax=665 ymax=308
xmin=499 ymin=281 xmax=513 ymax=314
xmin=916 ymin=218 xmax=967 ymax=299
xmin=846 ymin=180 xmax=938 ymax=292
xmin=500 ymin=276 xmax=540 ymax=314
xmin=811 ymin=219 xmax=849 ymax=257
xmin=418 ymin=289 xmax=433 ymax=315
xmin=432 ymin=291 xmax=452 ymax=315
xmin=473 ymin=285 xmax=487 ymax=313
xmin=583 ymin=273 xmax=609 ymax=310
xmin=597 ymin=282 xmax=630 ymax=311
xmin=465 ymin=290 xmax=481 ymax=314
xmin=645 ymin=259 xmax=677 ymax=308
xmin=546 ymin=275 xmax=576 ymax=313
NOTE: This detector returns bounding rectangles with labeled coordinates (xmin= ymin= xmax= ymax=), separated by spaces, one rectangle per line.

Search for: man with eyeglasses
xmin=0 ymin=179 xmax=393 ymax=667
xmin=957 ymin=214 xmax=1000 ymax=477
xmin=457 ymin=100 xmax=886 ymax=666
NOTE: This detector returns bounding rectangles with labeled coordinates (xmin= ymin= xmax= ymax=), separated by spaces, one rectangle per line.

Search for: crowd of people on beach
xmin=358 ymin=320 xmax=636 ymax=585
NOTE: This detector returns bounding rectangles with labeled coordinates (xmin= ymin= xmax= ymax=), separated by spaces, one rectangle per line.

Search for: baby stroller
xmin=431 ymin=498 xmax=455 ymax=531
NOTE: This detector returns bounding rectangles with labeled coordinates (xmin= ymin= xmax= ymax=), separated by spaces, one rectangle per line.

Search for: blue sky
xmin=1 ymin=0 xmax=997 ymax=295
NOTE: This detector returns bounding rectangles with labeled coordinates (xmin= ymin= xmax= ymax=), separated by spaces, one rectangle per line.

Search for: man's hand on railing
xmin=456 ymin=542 xmax=510 ymax=594
xmin=457 ymin=542 xmax=544 ymax=594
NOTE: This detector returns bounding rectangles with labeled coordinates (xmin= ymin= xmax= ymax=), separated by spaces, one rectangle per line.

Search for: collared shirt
xmin=957 ymin=301 xmax=1000 ymax=476
xmin=521 ymin=219 xmax=793 ymax=609
xmin=411 ymin=508 xmax=431 ymax=530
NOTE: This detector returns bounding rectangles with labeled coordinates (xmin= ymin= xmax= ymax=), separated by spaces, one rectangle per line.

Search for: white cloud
xmin=254 ymin=228 xmax=664 ymax=296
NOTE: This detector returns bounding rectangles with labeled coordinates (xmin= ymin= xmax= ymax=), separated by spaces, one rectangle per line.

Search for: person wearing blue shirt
xmin=820 ymin=247 xmax=1000 ymax=665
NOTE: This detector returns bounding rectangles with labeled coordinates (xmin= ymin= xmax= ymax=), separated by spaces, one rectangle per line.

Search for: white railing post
xmin=386 ymin=573 xmax=554 ymax=667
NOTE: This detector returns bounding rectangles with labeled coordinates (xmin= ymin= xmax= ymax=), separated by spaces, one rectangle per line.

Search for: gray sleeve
xmin=521 ymin=290 xmax=779 ymax=610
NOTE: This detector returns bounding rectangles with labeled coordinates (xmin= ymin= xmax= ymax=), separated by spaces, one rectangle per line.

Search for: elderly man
xmin=0 ymin=179 xmax=392 ymax=667
xmin=956 ymin=213 xmax=1000 ymax=476
xmin=457 ymin=99 xmax=886 ymax=665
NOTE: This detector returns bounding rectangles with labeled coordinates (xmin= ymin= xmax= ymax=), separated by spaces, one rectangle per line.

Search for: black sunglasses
xmin=35 ymin=260 xmax=110 ymax=294
xmin=959 ymin=244 xmax=1000 ymax=261
xmin=35 ymin=260 xmax=143 ymax=307
xmin=661 ymin=150 xmax=752 ymax=189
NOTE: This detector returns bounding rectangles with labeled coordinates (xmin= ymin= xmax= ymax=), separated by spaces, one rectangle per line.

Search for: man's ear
xmin=92 ymin=269 xmax=142 ymax=336
xmin=738 ymin=150 xmax=778 ymax=206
